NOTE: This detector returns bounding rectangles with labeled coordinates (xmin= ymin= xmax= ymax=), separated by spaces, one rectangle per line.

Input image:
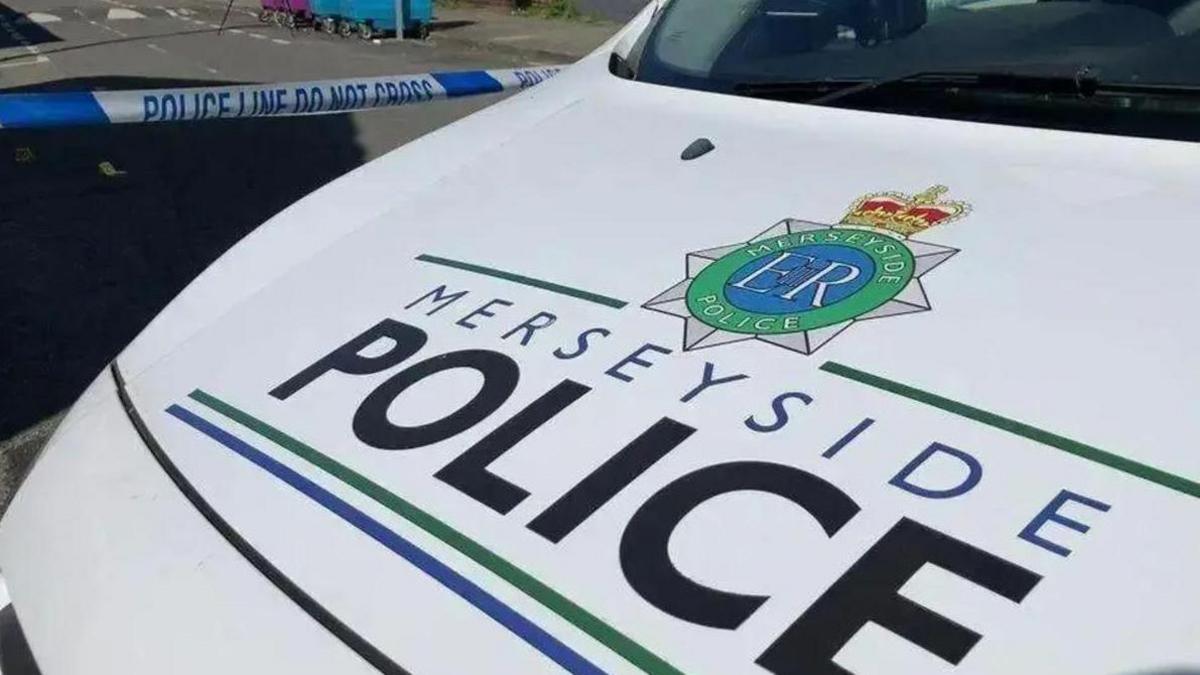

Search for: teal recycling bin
xmin=345 ymin=0 xmax=431 ymax=39
xmin=312 ymin=0 xmax=342 ymax=33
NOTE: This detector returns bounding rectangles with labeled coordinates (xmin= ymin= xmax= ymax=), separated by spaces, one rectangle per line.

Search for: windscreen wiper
xmin=735 ymin=68 xmax=1102 ymax=104
xmin=735 ymin=67 xmax=1200 ymax=106
xmin=812 ymin=69 xmax=1104 ymax=104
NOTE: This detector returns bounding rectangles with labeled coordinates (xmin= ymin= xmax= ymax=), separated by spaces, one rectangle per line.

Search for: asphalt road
xmin=0 ymin=0 xmax=558 ymax=510
xmin=0 ymin=0 xmax=554 ymax=86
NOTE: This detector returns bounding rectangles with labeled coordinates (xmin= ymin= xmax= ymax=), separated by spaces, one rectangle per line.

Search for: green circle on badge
xmin=686 ymin=230 xmax=916 ymax=334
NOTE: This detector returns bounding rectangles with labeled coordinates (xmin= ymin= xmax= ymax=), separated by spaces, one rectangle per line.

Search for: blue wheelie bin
xmin=311 ymin=0 xmax=341 ymax=34
xmin=346 ymin=0 xmax=431 ymax=39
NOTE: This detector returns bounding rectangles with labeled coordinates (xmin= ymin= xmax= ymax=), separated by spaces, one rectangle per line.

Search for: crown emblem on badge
xmin=840 ymin=185 xmax=970 ymax=237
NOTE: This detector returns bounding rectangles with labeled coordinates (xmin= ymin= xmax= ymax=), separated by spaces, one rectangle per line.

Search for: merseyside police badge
xmin=645 ymin=186 xmax=969 ymax=354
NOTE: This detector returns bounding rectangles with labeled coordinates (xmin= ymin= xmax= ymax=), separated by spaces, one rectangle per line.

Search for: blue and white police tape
xmin=0 ymin=66 xmax=565 ymax=129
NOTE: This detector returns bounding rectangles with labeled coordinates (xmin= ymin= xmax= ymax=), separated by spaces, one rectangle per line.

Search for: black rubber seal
xmin=111 ymin=363 xmax=407 ymax=675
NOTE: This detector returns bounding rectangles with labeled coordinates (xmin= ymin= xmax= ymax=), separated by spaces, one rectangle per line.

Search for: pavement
xmin=574 ymin=0 xmax=644 ymax=23
xmin=434 ymin=4 xmax=618 ymax=61
xmin=0 ymin=0 xmax=619 ymax=513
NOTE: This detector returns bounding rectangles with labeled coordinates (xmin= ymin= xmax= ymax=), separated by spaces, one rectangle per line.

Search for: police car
xmin=2 ymin=0 xmax=1198 ymax=672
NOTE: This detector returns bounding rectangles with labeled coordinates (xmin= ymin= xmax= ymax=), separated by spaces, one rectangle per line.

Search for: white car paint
xmin=2 ymin=3 xmax=1199 ymax=674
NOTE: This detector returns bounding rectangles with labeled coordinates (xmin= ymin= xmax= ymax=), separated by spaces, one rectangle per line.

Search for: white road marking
xmin=147 ymin=42 xmax=167 ymax=53
xmin=248 ymin=32 xmax=266 ymax=39
xmin=493 ymin=34 xmax=534 ymax=42
xmin=106 ymin=7 xmax=146 ymax=19
xmin=271 ymin=37 xmax=289 ymax=44
xmin=101 ymin=23 xmax=128 ymax=37
xmin=203 ymin=65 xmax=218 ymax=73
xmin=0 ymin=54 xmax=49 ymax=68
xmin=205 ymin=22 xmax=220 ymax=28
xmin=161 ymin=6 xmax=181 ymax=17
xmin=26 ymin=12 xmax=62 ymax=23
xmin=177 ymin=7 xmax=196 ymax=15
xmin=229 ymin=28 xmax=243 ymax=33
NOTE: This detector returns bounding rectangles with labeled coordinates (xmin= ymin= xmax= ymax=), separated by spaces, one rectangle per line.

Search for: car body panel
xmin=6 ymin=4 xmax=1200 ymax=673
xmin=121 ymin=55 xmax=1200 ymax=674
xmin=0 ymin=371 xmax=376 ymax=675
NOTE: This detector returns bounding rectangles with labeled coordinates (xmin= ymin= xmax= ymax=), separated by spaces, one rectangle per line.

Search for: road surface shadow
xmin=428 ymin=19 xmax=476 ymax=32
xmin=0 ymin=1 xmax=63 ymax=49
xmin=0 ymin=76 xmax=367 ymax=439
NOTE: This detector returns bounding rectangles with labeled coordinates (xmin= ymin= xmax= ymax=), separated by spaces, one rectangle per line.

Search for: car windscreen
xmin=628 ymin=0 xmax=1200 ymax=140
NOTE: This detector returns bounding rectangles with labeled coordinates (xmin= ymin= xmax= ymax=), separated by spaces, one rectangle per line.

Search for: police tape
xmin=0 ymin=66 xmax=565 ymax=129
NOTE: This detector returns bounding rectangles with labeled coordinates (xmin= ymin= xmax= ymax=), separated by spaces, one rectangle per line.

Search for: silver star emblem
xmin=644 ymin=219 xmax=958 ymax=354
